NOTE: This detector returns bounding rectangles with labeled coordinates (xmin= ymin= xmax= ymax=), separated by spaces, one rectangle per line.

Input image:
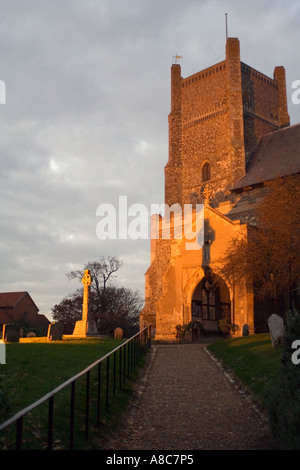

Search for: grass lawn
xmin=1 ymin=333 xmax=283 ymax=449
xmin=1 ymin=338 xmax=124 ymax=414
xmin=207 ymin=333 xmax=283 ymax=408
xmin=0 ymin=337 xmax=145 ymax=450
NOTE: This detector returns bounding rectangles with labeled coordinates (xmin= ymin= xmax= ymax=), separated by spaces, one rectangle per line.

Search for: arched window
xmin=202 ymin=287 xmax=216 ymax=320
xmin=202 ymin=162 xmax=211 ymax=182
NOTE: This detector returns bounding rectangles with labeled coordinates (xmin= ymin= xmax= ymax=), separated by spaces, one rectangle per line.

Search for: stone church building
xmin=140 ymin=37 xmax=300 ymax=342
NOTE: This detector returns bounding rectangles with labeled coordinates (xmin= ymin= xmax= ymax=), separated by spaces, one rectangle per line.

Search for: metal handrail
xmin=0 ymin=324 xmax=151 ymax=450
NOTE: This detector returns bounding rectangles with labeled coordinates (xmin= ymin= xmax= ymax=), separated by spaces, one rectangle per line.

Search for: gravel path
xmin=100 ymin=343 xmax=277 ymax=450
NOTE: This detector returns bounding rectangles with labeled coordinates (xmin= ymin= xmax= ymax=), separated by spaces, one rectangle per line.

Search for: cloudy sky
xmin=0 ymin=0 xmax=300 ymax=321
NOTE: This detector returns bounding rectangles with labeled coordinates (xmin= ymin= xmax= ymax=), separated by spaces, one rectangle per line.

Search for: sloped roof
xmin=232 ymin=123 xmax=300 ymax=191
xmin=0 ymin=291 xmax=39 ymax=310
xmin=0 ymin=291 xmax=50 ymax=329
xmin=29 ymin=313 xmax=50 ymax=329
xmin=0 ymin=309 xmax=12 ymax=324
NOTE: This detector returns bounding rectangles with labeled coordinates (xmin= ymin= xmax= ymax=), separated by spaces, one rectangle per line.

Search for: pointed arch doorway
xmin=191 ymin=270 xmax=231 ymax=340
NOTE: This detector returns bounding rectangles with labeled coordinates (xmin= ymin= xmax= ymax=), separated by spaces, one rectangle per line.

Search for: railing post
xmin=133 ymin=337 xmax=136 ymax=368
xmin=85 ymin=371 xmax=90 ymax=440
xmin=136 ymin=336 xmax=139 ymax=364
xmin=119 ymin=347 xmax=122 ymax=390
xmin=113 ymin=351 xmax=116 ymax=397
xmin=133 ymin=337 xmax=136 ymax=369
xmin=48 ymin=396 xmax=54 ymax=450
xmin=97 ymin=362 xmax=101 ymax=426
xmin=129 ymin=338 xmax=132 ymax=371
xmin=137 ymin=334 xmax=140 ymax=361
xmin=16 ymin=417 xmax=23 ymax=451
xmin=106 ymin=356 xmax=110 ymax=409
xmin=70 ymin=381 xmax=75 ymax=450
xmin=140 ymin=330 xmax=143 ymax=357
xmin=123 ymin=344 xmax=126 ymax=384
xmin=127 ymin=341 xmax=130 ymax=379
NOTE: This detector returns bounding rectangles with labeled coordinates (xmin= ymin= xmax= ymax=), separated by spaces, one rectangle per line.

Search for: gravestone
xmin=47 ymin=321 xmax=64 ymax=341
xmin=0 ymin=340 xmax=5 ymax=364
xmin=27 ymin=332 xmax=36 ymax=338
xmin=267 ymin=313 xmax=285 ymax=347
xmin=3 ymin=324 xmax=19 ymax=342
xmin=242 ymin=324 xmax=249 ymax=336
xmin=114 ymin=327 xmax=123 ymax=339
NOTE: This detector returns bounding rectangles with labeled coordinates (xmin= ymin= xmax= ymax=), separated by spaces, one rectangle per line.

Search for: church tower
xmin=165 ymin=38 xmax=290 ymax=208
xmin=140 ymin=37 xmax=290 ymax=342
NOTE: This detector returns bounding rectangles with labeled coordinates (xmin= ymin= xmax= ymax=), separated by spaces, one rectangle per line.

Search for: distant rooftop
xmin=0 ymin=291 xmax=32 ymax=309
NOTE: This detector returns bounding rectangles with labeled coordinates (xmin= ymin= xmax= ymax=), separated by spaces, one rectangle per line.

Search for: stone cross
xmin=202 ymin=185 xmax=212 ymax=205
xmin=81 ymin=269 xmax=92 ymax=322
xmin=72 ymin=268 xmax=99 ymax=337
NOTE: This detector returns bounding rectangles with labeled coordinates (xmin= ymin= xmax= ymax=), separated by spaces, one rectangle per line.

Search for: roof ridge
xmin=232 ymin=123 xmax=300 ymax=191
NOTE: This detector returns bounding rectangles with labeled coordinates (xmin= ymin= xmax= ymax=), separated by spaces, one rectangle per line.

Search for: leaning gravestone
xmin=2 ymin=324 xmax=19 ymax=342
xmin=47 ymin=321 xmax=64 ymax=341
xmin=267 ymin=313 xmax=285 ymax=347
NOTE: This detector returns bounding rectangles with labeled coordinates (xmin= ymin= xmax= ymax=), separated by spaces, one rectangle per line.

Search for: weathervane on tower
xmin=173 ymin=54 xmax=183 ymax=65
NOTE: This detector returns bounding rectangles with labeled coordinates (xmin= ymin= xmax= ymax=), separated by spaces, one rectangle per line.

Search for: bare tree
xmin=53 ymin=256 xmax=143 ymax=336
xmin=218 ymin=175 xmax=300 ymax=306
xmin=67 ymin=256 xmax=123 ymax=300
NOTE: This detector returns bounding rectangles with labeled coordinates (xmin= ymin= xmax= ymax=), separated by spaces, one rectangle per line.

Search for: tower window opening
xmin=202 ymin=162 xmax=211 ymax=182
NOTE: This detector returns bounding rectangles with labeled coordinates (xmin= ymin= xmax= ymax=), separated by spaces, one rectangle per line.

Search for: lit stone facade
xmin=140 ymin=37 xmax=290 ymax=342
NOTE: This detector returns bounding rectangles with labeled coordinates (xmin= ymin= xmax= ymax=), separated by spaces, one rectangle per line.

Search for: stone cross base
xmin=72 ymin=320 xmax=100 ymax=337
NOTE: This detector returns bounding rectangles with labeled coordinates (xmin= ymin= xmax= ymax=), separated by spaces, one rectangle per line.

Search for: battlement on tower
xmin=165 ymin=37 xmax=290 ymax=209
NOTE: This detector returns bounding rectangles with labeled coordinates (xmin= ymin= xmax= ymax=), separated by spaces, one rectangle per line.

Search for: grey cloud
xmin=0 ymin=0 xmax=299 ymax=320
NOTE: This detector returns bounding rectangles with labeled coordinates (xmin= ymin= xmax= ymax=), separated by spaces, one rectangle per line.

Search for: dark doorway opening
xmin=191 ymin=271 xmax=230 ymax=339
